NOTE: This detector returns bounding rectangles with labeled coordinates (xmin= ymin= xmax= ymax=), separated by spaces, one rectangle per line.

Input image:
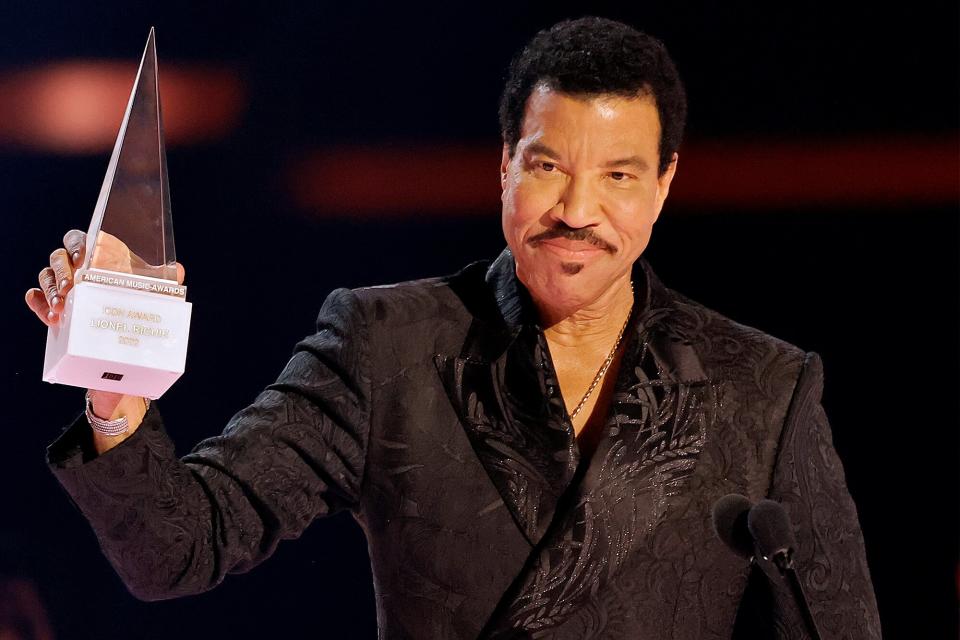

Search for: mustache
xmin=528 ymin=226 xmax=616 ymax=253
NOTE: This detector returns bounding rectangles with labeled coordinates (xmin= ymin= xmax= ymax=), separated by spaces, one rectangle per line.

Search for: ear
xmin=500 ymin=143 xmax=511 ymax=190
xmin=653 ymin=152 xmax=679 ymax=220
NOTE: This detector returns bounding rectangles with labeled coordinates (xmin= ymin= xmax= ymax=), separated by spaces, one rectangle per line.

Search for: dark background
xmin=2 ymin=2 xmax=957 ymax=638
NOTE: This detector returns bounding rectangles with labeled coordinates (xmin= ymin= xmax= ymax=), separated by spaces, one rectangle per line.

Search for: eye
xmin=539 ymin=162 xmax=557 ymax=172
xmin=609 ymin=171 xmax=629 ymax=181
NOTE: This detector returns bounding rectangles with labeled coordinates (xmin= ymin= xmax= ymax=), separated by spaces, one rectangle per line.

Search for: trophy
xmin=43 ymin=28 xmax=192 ymax=399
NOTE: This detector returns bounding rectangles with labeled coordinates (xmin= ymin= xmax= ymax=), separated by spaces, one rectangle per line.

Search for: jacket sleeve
xmin=736 ymin=351 xmax=883 ymax=639
xmin=45 ymin=287 xmax=372 ymax=601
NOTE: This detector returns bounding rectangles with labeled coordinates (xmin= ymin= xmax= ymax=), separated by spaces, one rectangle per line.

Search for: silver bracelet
xmin=85 ymin=391 xmax=150 ymax=437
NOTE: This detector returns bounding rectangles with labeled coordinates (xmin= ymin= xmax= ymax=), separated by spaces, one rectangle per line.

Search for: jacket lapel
xmin=584 ymin=277 xmax=715 ymax=512
xmin=574 ymin=300 xmax=718 ymax=562
xmin=434 ymin=249 xmax=580 ymax=547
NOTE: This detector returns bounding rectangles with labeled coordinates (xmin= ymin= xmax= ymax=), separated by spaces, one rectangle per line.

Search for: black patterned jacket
xmin=47 ymin=248 xmax=882 ymax=639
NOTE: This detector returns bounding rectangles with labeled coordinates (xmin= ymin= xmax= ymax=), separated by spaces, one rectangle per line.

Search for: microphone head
xmin=712 ymin=493 xmax=754 ymax=559
xmin=747 ymin=499 xmax=798 ymax=561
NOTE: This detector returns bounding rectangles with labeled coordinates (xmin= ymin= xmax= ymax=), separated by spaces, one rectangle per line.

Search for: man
xmin=28 ymin=17 xmax=881 ymax=639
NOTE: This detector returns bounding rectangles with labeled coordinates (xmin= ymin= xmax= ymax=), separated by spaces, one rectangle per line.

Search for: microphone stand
xmin=771 ymin=549 xmax=824 ymax=640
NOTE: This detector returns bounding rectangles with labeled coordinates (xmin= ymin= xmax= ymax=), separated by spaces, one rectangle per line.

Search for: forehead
xmin=519 ymin=85 xmax=661 ymax=159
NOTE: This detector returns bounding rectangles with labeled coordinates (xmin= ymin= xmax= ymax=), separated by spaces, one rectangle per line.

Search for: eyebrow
xmin=603 ymin=155 xmax=650 ymax=172
xmin=524 ymin=141 xmax=561 ymax=159
xmin=524 ymin=141 xmax=650 ymax=172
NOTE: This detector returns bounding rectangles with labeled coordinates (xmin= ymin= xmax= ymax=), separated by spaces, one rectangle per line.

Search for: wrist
xmin=85 ymin=392 xmax=150 ymax=437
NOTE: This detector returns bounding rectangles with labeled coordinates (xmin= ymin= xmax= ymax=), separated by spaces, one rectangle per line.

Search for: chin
xmin=518 ymin=249 xmax=608 ymax=298
xmin=558 ymin=261 xmax=586 ymax=275
xmin=535 ymin=267 xmax=604 ymax=306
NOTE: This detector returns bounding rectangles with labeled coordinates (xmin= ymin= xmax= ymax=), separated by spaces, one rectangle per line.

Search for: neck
xmin=536 ymin=274 xmax=635 ymax=349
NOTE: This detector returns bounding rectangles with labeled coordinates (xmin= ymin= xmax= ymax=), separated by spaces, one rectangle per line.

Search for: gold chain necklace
xmin=569 ymin=281 xmax=633 ymax=420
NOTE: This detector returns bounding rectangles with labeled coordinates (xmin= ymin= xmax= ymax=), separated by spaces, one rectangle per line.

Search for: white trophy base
xmin=43 ymin=281 xmax=192 ymax=399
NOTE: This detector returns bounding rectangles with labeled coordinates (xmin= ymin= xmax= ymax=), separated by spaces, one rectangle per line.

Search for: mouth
xmin=534 ymin=238 xmax=608 ymax=260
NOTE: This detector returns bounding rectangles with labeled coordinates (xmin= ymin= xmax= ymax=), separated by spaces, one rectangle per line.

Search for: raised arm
xmin=46 ymin=287 xmax=372 ymax=601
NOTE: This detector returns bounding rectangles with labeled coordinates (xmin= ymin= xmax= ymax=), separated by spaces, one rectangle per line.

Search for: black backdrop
xmin=2 ymin=2 xmax=957 ymax=638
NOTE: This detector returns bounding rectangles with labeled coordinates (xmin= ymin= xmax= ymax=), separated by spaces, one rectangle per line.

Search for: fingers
xmin=31 ymin=265 xmax=59 ymax=326
xmin=27 ymin=229 xmax=185 ymax=332
xmin=26 ymin=229 xmax=86 ymax=328
xmin=25 ymin=288 xmax=55 ymax=327
xmin=63 ymin=229 xmax=86 ymax=268
xmin=38 ymin=266 xmax=59 ymax=308
xmin=49 ymin=247 xmax=74 ymax=299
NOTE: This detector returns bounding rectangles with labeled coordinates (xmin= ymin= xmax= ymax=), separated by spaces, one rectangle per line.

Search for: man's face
xmin=500 ymin=85 xmax=677 ymax=316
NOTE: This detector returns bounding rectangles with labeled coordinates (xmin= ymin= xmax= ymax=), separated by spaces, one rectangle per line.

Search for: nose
xmin=550 ymin=175 xmax=601 ymax=229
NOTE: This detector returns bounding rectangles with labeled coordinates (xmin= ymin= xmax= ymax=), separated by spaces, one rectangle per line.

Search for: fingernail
xmin=47 ymin=310 xmax=55 ymax=320
xmin=59 ymin=278 xmax=68 ymax=290
xmin=71 ymin=250 xmax=80 ymax=264
xmin=51 ymin=295 xmax=60 ymax=306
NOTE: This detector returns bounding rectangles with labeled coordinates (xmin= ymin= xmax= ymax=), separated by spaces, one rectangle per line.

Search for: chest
xmin=363 ymin=328 xmax=786 ymax=638
xmin=550 ymin=343 xmax=627 ymax=447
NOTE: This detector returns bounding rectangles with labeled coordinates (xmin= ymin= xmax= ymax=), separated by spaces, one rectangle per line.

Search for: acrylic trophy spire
xmin=43 ymin=28 xmax=192 ymax=399
xmin=86 ymin=26 xmax=178 ymax=282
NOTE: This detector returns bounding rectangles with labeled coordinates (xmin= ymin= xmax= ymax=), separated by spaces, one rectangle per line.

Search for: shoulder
xmin=657 ymin=285 xmax=822 ymax=464
xmin=660 ymin=284 xmax=808 ymax=384
xmin=316 ymin=260 xmax=489 ymax=378
xmin=345 ymin=258 xmax=489 ymax=329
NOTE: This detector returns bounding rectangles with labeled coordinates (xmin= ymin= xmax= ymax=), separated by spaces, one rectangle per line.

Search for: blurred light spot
xmin=676 ymin=136 xmax=958 ymax=208
xmin=0 ymin=61 xmax=246 ymax=153
xmin=287 ymin=136 xmax=958 ymax=216
xmin=288 ymin=145 xmax=501 ymax=217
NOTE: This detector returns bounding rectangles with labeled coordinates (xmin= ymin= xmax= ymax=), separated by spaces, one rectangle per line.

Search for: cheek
xmin=501 ymin=191 xmax=531 ymax=248
xmin=510 ymin=178 xmax=562 ymax=222
xmin=605 ymin=189 xmax=660 ymax=236
xmin=609 ymin=211 xmax=657 ymax=258
xmin=503 ymin=179 xmax=549 ymax=238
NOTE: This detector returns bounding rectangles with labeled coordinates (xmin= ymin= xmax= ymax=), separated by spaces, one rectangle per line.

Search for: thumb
xmin=175 ymin=262 xmax=186 ymax=286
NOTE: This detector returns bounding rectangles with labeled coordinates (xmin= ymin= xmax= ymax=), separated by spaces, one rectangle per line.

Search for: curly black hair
xmin=499 ymin=17 xmax=687 ymax=176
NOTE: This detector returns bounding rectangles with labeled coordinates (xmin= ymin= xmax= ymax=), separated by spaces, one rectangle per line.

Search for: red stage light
xmin=286 ymin=136 xmax=959 ymax=216
xmin=0 ymin=61 xmax=245 ymax=153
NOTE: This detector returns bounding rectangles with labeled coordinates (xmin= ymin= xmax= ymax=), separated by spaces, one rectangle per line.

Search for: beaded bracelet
xmin=84 ymin=391 xmax=150 ymax=437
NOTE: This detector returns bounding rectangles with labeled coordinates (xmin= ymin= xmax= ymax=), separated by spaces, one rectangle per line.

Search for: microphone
xmin=747 ymin=499 xmax=824 ymax=640
xmin=747 ymin=499 xmax=798 ymax=570
xmin=711 ymin=493 xmax=754 ymax=560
